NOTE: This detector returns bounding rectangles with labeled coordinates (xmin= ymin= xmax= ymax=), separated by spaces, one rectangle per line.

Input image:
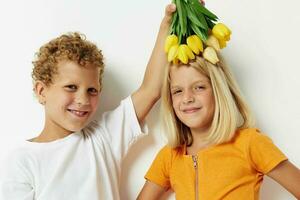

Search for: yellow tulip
xmin=182 ymin=44 xmax=195 ymax=60
xmin=212 ymin=23 xmax=231 ymax=42
xmin=205 ymin=35 xmax=220 ymax=51
xmin=173 ymin=58 xmax=179 ymax=65
xmin=164 ymin=35 xmax=178 ymax=53
xmin=167 ymin=45 xmax=179 ymax=62
xmin=218 ymin=39 xmax=227 ymax=49
xmin=177 ymin=45 xmax=189 ymax=64
xmin=187 ymin=35 xmax=203 ymax=55
xmin=203 ymin=47 xmax=219 ymax=64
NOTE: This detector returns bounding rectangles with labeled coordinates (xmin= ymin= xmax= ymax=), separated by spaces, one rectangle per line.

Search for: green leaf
xmin=190 ymin=0 xmax=218 ymax=20
xmin=199 ymin=28 xmax=208 ymax=41
xmin=171 ymin=11 xmax=178 ymax=34
xmin=176 ymin=19 xmax=180 ymax=35
xmin=175 ymin=15 xmax=183 ymax=43
xmin=186 ymin=4 xmax=206 ymax=30
xmin=179 ymin=32 xmax=183 ymax=44
xmin=176 ymin=0 xmax=188 ymax=36
xmin=205 ymin=14 xmax=218 ymax=22
xmin=191 ymin=6 xmax=208 ymax=31
xmin=205 ymin=17 xmax=216 ymax=29
xmin=191 ymin=23 xmax=208 ymax=41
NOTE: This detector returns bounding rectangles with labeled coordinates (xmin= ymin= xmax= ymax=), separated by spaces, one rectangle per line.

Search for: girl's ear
xmin=34 ymin=81 xmax=47 ymax=105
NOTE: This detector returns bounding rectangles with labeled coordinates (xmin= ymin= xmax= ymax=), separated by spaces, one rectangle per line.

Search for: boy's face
xmin=39 ymin=60 xmax=101 ymax=135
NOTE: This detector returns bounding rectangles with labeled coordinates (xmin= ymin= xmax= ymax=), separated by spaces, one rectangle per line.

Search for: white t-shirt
xmin=0 ymin=96 xmax=147 ymax=200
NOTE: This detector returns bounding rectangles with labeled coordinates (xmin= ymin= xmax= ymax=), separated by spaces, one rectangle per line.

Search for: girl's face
xmin=170 ymin=66 xmax=215 ymax=134
xmin=41 ymin=60 xmax=100 ymax=135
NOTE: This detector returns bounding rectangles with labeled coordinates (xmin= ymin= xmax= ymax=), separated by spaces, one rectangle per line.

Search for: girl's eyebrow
xmin=170 ymin=80 xmax=209 ymax=89
xmin=192 ymin=80 xmax=210 ymax=84
xmin=170 ymin=85 xmax=180 ymax=89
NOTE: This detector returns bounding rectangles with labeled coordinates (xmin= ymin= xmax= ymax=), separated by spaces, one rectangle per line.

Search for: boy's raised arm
xmin=132 ymin=4 xmax=176 ymax=123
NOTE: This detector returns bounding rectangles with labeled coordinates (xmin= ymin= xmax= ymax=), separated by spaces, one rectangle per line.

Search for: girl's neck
xmin=187 ymin=128 xmax=211 ymax=155
xmin=190 ymin=127 xmax=210 ymax=142
xmin=186 ymin=140 xmax=211 ymax=155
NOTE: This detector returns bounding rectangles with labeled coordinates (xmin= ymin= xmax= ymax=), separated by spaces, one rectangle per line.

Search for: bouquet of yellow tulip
xmin=165 ymin=0 xmax=231 ymax=64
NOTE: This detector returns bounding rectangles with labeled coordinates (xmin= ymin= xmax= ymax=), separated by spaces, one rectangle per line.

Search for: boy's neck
xmin=31 ymin=128 xmax=73 ymax=143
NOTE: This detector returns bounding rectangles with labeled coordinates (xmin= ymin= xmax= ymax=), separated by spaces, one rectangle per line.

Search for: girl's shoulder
xmin=235 ymin=127 xmax=265 ymax=141
xmin=233 ymin=128 xmax=275 ymax=149
xmin=236 ymin=127 xmax=260 ymax=135
xmin=234 ymin=128 xmax=287 ymax=174
xmin=158 ymin=145 xmax=185 ymax=158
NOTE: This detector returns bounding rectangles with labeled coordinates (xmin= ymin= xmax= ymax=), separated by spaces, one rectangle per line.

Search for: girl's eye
xmin=172 ymin=90 xmax=182 ymax=95
xmin=88 ymin=88 xmax=99 ymax=96
xmin=195 ymin=85 xmax=205 ymax=90
xmin=65 ymin=85 xmax=77 ymax=91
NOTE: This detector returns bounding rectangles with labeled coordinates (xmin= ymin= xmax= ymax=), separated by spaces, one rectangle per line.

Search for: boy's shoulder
xmin=1 ymin=142 xmax=34 ymax=175
xmin=4 ymin=141 xmax=36 ymax=163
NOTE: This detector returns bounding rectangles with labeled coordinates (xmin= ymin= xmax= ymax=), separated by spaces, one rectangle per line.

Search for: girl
xmin=137 ymin=55 xmax=300 ymax=199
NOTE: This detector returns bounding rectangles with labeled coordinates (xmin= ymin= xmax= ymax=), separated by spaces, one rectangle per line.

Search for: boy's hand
xmin=131 ymin=4 xmax=176 ymax=123
xmin=160 ymin=3 xmax=176 ymax=30
xmin=160 ymin=0 xmax=204 ymax=29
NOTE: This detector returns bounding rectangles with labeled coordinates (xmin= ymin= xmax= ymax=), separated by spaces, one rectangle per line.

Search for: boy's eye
xmin=88 ymin=88 xmax=99 ymax=96
xmin=65 ymin=85 xmax=77 ymax=91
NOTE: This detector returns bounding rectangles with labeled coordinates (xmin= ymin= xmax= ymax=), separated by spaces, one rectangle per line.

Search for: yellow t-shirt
xmin=145 ymin=128 xmax=287 ymax=200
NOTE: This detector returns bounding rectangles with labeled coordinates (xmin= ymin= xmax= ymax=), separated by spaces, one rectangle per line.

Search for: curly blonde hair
xmin=32 ymin=32 xmax=104 ymax=89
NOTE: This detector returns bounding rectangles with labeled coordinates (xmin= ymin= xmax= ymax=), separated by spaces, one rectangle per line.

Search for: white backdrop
xmin=0 ymin=0 xmax=299 ymax=199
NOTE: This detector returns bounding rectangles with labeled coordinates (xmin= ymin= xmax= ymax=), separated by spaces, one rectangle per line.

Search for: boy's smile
xmin=35 ymin=59 xmax=100 ymax=141
xmin=67 ymin=109 xmax=89 ymax=117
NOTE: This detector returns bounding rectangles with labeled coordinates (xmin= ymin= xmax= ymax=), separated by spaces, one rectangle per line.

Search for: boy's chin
xmin=65 ymin=119 xmax=93 ymax=133
xmin=67 ymin=124 xmax=86 ymax=133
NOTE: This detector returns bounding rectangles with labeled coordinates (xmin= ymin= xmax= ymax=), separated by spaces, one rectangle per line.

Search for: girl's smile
xmin=170 ymin=65 xmax=215 ymax=134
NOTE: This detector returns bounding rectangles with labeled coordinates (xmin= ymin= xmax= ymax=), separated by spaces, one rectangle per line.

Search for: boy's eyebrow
xmin=58 ymin=79 xmax=76 ymax=84
xmin=61 ymin=80 xmax=101 ymax=88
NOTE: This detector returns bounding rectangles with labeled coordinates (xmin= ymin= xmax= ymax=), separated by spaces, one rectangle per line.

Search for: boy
xmin=0 ymin=4 xmax=176 ymax=200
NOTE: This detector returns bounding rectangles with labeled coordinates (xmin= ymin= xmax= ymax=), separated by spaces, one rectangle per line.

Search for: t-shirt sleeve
xmin=145 ymin=146 xmax=172 ymax=189
xmin=247 ymin=130 xmax=288 ymax=174
xmin=0 ymin=150 xmax=35 ymax=200
xmin=95 ymin=95 xmax=148 ymax=161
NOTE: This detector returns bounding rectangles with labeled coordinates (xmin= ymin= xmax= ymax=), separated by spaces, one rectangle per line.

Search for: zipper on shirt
xmin=192 ymin=155 xmax=199 ymax=200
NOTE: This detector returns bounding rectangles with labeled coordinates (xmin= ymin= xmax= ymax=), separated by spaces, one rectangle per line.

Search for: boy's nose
xmin=75 ymin=94 xmax=90 ymax=107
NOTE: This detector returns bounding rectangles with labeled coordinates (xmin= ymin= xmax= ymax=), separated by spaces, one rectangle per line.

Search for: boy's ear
xmin=34 ymin=81 xmax=47 ymax=105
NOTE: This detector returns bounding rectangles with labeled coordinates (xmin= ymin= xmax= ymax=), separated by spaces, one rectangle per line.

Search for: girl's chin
xmin=189 ymin=123 xmax=211 ymax=133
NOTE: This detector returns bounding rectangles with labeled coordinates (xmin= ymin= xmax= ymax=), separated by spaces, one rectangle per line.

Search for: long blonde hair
xmin=161 ymin=55 xmax=255 ymax=148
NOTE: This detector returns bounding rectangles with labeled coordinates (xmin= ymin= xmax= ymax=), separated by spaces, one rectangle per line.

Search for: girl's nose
xmin=182 ymin=91 xmax=195 ymax=104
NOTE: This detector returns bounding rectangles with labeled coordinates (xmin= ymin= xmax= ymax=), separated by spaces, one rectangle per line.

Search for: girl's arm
xmin=267 ymin=160 xmax=300 ymax=199
xmin=132 ymin=4 xmax=176 ymax=123
xmin=137 ymin=181 xmax=166 ymax=200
